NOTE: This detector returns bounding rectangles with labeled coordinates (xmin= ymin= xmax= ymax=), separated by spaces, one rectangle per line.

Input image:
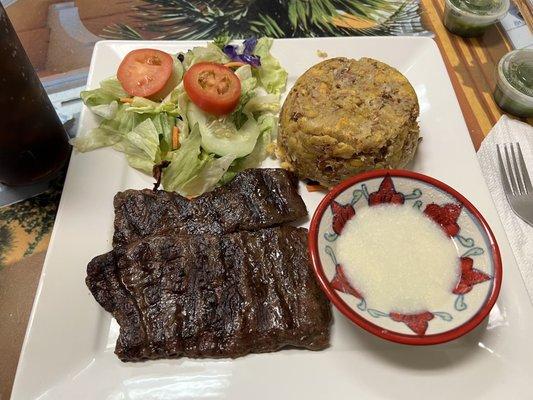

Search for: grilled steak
xmin=87 ymin=226 xmax=332 ymax=361
xmin=113 ymin=168 xmax=308 ymax=246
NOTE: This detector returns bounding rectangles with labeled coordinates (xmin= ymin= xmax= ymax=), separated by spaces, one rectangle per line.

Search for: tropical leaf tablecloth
xmin=101 ymin=0 xmax=427 ymax=39
xmin=0 ymin=0 xmax=529 ymax=270
xmin=0 ymin=176 xmax=64 ymax=268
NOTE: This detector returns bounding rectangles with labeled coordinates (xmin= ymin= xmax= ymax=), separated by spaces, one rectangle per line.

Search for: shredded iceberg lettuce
xmin=117 ymin=118 xmax=162 ymax=174
xmin=183 ymin=43 xmax=229 ymax=69
xmin=161 ymin=124 xmax=207 ymax=192
xmin=253 ymin=38 xmax=288 ymax=96
xmin=179 ymin=153 xmax=237 ymax=197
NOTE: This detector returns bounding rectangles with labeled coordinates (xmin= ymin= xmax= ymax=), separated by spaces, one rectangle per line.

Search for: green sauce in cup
xmin=444 ymin=0 xmax=509 ymax=37
xmin=450 ymin=0 xmax=502 ymax=14
xmin=506 ymin=58 xmax=533 ymax=97
xmin=494 ymin=49 xmax=533 ymax=117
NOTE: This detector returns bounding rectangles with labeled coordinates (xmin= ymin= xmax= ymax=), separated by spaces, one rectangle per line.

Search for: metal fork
xmin=496 ymin=143 xmax=533 ymax=227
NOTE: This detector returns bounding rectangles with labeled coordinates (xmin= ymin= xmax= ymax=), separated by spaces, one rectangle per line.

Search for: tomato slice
xmin=183 ymin=62 xmax=241 ymax=116
xmin=117 ymin=49 xmax=175 ymax=99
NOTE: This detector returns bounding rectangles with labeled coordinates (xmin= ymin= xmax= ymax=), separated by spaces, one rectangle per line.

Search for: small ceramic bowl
xmin=309 ymin=170 xmax=502 ymax=345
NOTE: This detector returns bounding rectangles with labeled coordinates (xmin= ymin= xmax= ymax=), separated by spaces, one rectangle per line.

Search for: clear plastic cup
xmin=493 ymin=49 xmax=533 ymax=118
xmin=443 ymin=0 xmax=510 ymax=37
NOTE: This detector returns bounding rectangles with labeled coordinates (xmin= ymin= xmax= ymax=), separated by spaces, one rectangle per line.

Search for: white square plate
xmin=12 ymin=38 xmax=533 ymax=400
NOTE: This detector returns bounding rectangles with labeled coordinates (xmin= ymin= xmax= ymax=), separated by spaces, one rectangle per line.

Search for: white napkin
xmin=477 ymin=115 xmax=533 ymax=300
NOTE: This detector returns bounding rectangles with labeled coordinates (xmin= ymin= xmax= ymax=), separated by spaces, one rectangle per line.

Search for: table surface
xmin=0 ymin=1 xmax=532 ymax=398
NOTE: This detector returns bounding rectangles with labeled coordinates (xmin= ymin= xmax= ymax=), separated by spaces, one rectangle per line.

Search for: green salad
xmin=73 ymin=37 xmax=287 ymax=196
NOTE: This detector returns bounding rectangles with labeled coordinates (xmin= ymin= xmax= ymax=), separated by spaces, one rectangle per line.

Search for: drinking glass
xmin=0 ymin=4 xmax=71 ymax=186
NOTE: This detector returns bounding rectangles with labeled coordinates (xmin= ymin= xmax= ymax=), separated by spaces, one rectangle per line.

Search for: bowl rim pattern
xmin=308 ymin=169 xmax=503 ymax=345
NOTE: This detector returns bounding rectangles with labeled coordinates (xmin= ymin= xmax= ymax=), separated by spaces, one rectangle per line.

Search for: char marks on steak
xmin=86 ymin=226 xmax=332 ymax=361
xmin=113 ymin=168 xmax=308 ymax=246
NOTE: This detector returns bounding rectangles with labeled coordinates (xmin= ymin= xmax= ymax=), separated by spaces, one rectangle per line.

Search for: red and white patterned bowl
xmin=308 ymin=169 xmax=502 ymax=345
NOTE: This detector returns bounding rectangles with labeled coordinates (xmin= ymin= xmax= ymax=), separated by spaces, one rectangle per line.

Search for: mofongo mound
xmin=278 ymin=57 xmax=420 ymax=187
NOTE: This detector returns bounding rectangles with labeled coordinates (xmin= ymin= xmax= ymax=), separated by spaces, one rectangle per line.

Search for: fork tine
xmin=504 ymin=144 xmax=520 ymax=195
xmin=497 ymin=144 xmax=514 ymax=197
xmin=516 ymin=143 xmax=533 ymax=194
xmin=510 ymin=143 xmax=525 ymax=195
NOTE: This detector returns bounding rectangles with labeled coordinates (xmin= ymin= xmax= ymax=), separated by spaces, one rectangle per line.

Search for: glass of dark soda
xmin=0 ymin=4 xmax=71 ymax=186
